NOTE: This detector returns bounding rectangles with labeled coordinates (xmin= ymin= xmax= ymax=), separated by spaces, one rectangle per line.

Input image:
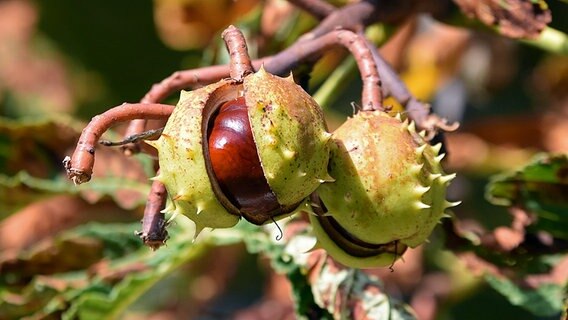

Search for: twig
xmin=125 ymin=29 xmax=383 ymax=143
xmin=286 ymin=0 xmax=335 ymax=20
xmin=100 ymin=127 xmax=164 ymax=147
xmin=139 ymin=61 xmax=268 ymax=105
xmin=266 ymin=29 xmax=383 ymax=110
xmin=121 ymin=60 xmax=268 ymax=154
xmin=365 ymin=38 xmax=459 ymax=136
xmin=301 ymin=0 xmax=416 ymax=40
xmin=136 ymin=177 xmax=169 ymax=250
xmin=291 ymin=0 xmax=456 ymax=135
xmin=222 ymin=25 xmax=255 ymax=81
xmin=64 ymin=103 xmax=174 ymax=185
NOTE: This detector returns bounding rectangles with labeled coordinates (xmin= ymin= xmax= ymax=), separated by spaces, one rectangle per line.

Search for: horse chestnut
xmin=309 ymin=111 xmax=459 ymax=268
xmin=149 ymin=67 xmax=331 ymax=234
xmin=207 ymin=96 xmax=280 ymax=218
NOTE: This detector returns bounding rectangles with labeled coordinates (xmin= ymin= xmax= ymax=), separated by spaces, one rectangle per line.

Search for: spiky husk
xmin=149 ymin=80 xmax=240 ymax=236
xmin=245 ymin=67 xmax=331 ymax=206
xmin=150 ymin=69 xmax=331 ymax=233
xmin=311 ymin=111 xmax=457 ymax=268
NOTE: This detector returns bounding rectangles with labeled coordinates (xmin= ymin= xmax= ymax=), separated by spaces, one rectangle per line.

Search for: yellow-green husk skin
xmin=150 ymin=69 xmax=331 ymax=234
xmin=245 ymin=68 xmax=331 ymax=206
xmin=310 ymin=111 xmax=457 ymax=268
xmin=150 ymin=80 xmax=239 ymax=234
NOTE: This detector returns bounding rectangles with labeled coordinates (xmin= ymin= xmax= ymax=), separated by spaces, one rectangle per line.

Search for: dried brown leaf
xmin=0 ymin=195 xmax=138 ymax=256
xmin=0 ymin=236 xmax=105 ymax=280
xmin=453 ymin=0 xmax=551 ymax=38
xmin=153 ymin=0 xmax=258 ymax=50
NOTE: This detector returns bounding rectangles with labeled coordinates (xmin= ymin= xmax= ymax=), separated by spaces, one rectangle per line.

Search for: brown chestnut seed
xmin=207 ymin=96 xmax=281 ymax=219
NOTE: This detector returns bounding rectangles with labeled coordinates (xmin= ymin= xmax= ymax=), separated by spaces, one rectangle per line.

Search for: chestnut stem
xmin=267 ymin=29 xmax=383 ymax=111
xmin=336 ymin=31 xmax=383 ymax=111
xmin=222 ymin=25 xmax=254 ymax=81
xmin=64 ymin=103 xmax=174 ymax=185
xmin=138 ymin=176 xmax=169 ymax=250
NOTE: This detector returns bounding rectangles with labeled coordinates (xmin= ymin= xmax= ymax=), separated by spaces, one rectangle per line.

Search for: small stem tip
xmin=222 ymin=25 xmax=254 ymax=81
xmin=138 ymin=178 xmax=169 ymax=250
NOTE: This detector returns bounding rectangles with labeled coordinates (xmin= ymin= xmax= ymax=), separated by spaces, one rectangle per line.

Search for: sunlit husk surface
xmin=150 ymin=69 xmax=331 ymax=235
xmin=310 ymin=111 xmax=458 ymax=268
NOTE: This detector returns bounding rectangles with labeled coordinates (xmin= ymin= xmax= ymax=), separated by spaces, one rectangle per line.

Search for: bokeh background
xmin=1 ymin=0 xmax=567 ymax=319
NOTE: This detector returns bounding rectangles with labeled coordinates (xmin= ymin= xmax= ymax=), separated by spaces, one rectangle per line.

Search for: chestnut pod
xmin=149 ymin=67 xmax=331 ymax=235
xmin=309 ymin=111 xmax=459 ymax=268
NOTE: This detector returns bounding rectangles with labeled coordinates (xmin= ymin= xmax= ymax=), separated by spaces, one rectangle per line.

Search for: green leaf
xmin=288 ymin=266 xmax=332 ymax=320
xmin=1 ymin=213 xmax=416 ymax=319
xmin=58 ymin=220 xmax=199 ymax=319
xmin=485 ymin=274 xmax=564 ymax=317
xmin=486 ymin=153 xmax=568 ymax=238
xmin=0 ymin=170 xmax=151 ymax=216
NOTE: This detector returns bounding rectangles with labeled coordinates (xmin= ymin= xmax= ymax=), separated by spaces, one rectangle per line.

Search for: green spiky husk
xmin=312 ymin=111 xmax=456 ymax=267
xmin=150 ymin=69 xmax=331 ymax=232
xmin=308 ymin=213 xmax=404 ymax=269
xmin=245 ymin=68 xmax=331 ymax=206
xmin=150 ymin=81 xmax=240 ymax=235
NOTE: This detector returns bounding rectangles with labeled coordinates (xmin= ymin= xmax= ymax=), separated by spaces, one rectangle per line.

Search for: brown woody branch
xmin=137 ymin=175 xmax=169 ymax=250
xmin=266 ymin=29 xmax=383 ymax=110
xmin=286 ymin=0 xmax=335 ymax=20
xmin=64 ymin=103 xmax=174 ymax=184
xmin=293 ymin=0 xmax=456 ymax=135
xmin=301 ymin=0 xmax=418 ymax=39
xmin=123 ymin=29 xmax=384 ymax=146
